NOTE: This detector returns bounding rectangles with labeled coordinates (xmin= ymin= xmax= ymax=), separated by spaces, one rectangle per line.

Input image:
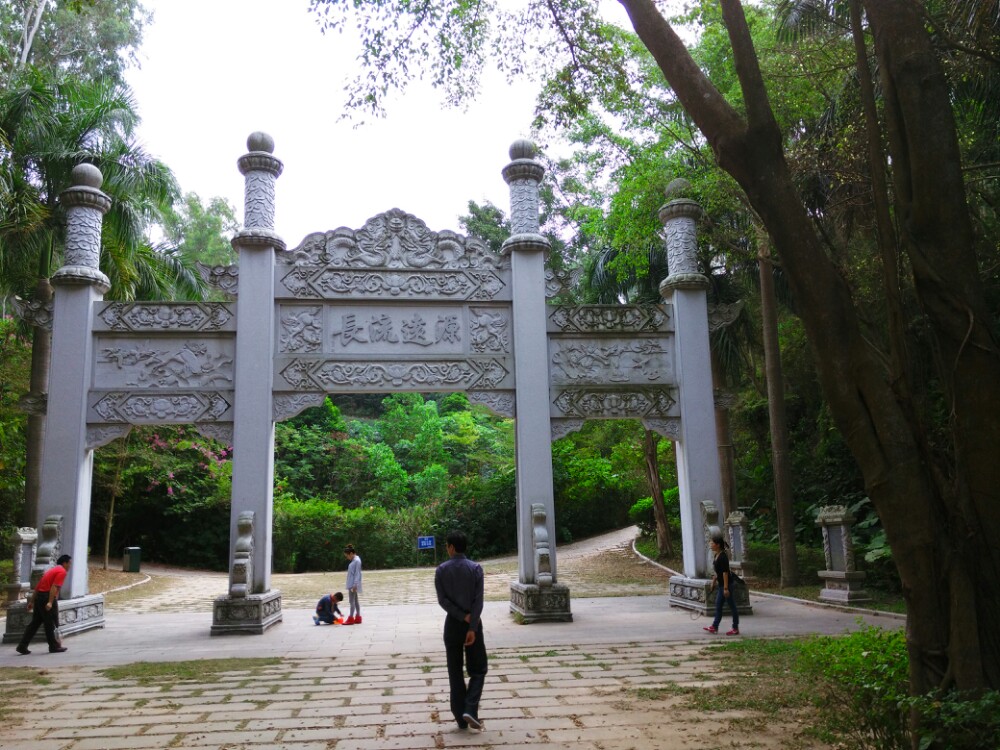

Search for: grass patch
xmin=98 ymin=657 xmax=282 ymax=686
xmin=633 ymin=537 xmax=682 ymax=570
xmin=688 ymin=639 xmax=813 ymax=714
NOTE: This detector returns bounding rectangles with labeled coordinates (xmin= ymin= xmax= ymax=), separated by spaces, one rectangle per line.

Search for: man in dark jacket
xmin=434 ymin=530 xmax=487 ymax=730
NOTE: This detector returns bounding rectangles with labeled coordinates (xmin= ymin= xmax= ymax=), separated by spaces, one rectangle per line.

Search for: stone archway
xmin=5 ymin=134 xmax=733 ymax=643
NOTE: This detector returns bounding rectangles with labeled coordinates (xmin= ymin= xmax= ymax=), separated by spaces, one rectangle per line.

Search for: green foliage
xmin=273 ymin=496 xmax=422 ymax=572
xmin=160 ymin=192 xmax=239 ymax=268
xmin=0 ymin=319 xmax=29 ymax=531
xmin=796 ymin=626 xmax=910 ymax=750
xmin=0 ymin=0 xmax=151 ymax=88
xmin=628 ymin=497 xmax=655 ymax=536
xmin=91 ymin=426 xmax=232 ymax=569
xmin=907 ymin=689 xmax=1000 ymax=750
xmin=98 ymin=657 xmax=281 ymax=685
xmin=747 ymin=542 xmax=825 ymax=584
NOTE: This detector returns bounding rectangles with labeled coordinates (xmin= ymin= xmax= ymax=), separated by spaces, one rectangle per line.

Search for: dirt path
xmin=96 ymin=525 xmax=667 ymax=614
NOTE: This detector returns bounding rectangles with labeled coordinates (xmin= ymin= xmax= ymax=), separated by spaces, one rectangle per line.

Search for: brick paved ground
xmin=2 ymin=639 xmax=805 ymax=750
xmin=0 ymin=528 xmax=902 ymax=749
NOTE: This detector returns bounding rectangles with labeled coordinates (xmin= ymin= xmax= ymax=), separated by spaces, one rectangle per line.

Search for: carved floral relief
xmin=98 ymin=303 xmax=233 ymax=332
xmin=551 ymin=388 xmax=676 ymax=419
xmin=279 ymin=358 xmax=510 ymax=391
xmin=548 ymin=305 xmax=670 ymax=333
xmin=92 ymin=391 xmax=231 ymax=423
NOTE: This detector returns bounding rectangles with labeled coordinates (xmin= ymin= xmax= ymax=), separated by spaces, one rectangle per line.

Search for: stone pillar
xmin=816 ymin=505 xmax=870 ymax=603
xmin=660 ymin=180 xmax=726 ymax=614
xmin=502 ymin=140 xmax=571 ymax=623
xmin=4 ymin=167 xmax=112 ymax=640
xmin=212 ymin=133 xmax=284 ymax=635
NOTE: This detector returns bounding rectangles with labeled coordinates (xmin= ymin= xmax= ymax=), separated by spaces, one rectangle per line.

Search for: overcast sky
xmin=125 ymin=0 xmax=542 ymax=247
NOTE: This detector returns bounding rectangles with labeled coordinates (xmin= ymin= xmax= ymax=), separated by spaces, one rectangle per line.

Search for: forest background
xmin=3 ymin=0 xmax=990 ymax=593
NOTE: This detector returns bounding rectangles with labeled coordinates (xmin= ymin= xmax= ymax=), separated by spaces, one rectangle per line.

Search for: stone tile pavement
xmin=0 ymin=589 xmax=903 ymax=749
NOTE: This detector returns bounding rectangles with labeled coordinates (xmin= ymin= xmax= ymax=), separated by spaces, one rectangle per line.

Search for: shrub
xmin=796 ymin=625 xmax=910 ymax=749
xmin=628 ymin=497 xmax=655 ymax=536
xmin=907 ymin=689 xmax=1000 ymax=750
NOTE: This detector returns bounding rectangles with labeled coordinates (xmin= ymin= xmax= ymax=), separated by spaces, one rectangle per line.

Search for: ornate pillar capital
xmin=52 ymin=164 xmax=111 ymax=291
xmin=237 ymin=131 xmax=284 ymax=237
xmin=501 ymin=140 xmax=550 ymax=256
xmin=658 ymin=182 xmax=707 ymax=292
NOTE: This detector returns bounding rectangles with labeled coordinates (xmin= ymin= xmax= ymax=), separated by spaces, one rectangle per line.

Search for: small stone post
xmin=816 ymin=505 xmax=870 ymax=603
xmin=660 ymin=180 xmax=727 ymax=614
xmin=503 ymin=140 xmax=571 ymax=623
xmin=212 ymin=133 xmax=284 ymax=635
xmin=3 ymin=527 xmax=37 ymax=607
xmin=725 ymin=510 xmax=754 ymax=579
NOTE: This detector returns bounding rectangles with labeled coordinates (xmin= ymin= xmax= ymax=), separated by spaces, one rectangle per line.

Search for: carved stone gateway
xmin=18 ymin=134 xmax=735 ymax=640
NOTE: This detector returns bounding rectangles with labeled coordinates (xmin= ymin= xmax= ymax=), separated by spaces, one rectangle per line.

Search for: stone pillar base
xmin=669 ymin=575 xmax=753 ymax=616
xmin=818 ymin=570 xmax=870 ymax=603
xmin=3 ymin=593 xmax=106 ymax=644
xmin=3 ymin=582 xmax=28 ymax=608
xmin=509 ymin=582 xmax=572 ymax=623
xmin=211 ymin=590 xmax=282 ymax=635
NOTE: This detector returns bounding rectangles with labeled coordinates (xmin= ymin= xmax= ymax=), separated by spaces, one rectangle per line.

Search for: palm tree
xmin=0 ymin=68 xmax=203 ymax=527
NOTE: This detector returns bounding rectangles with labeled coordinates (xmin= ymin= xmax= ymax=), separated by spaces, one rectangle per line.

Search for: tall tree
xmin=0 ymin=0 xmax=150 ymax=87
xmin=0 ymin=71 xmax=199 ymax=527
xmin=161 ymin=192 xmax=240 ymax=267
xmin=307 ymin=0 xmax=1000 ymax=699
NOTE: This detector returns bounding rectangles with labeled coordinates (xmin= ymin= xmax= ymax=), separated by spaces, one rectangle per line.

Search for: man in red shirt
xmin=15 ymin=554 xmax=71 ymax=655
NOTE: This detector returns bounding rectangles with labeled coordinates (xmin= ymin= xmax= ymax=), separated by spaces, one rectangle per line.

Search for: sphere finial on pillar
xmin=72 ymin=163 xmax=103 ymax=190
xmin=664 ymin=177 xmax=691 ymax=201
xmin=247 ymin=131 xmax=275 ymax=154
xmin=509 ymin=139 xmax=536 ymax=160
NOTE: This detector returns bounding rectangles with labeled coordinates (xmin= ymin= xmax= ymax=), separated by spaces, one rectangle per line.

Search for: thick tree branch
xmin=616 ymin=0 xmax=745 ymax=152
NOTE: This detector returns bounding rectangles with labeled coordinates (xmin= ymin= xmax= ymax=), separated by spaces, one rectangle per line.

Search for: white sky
xmin=126 ymin=0 xmax=543 ymax=247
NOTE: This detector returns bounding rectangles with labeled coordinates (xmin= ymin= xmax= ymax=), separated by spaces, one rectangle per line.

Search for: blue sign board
xmin=417 ymin=535 xmax=436 ymax=550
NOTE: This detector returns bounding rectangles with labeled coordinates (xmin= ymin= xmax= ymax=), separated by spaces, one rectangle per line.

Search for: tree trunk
xmin=757 ymin=239 xmax=797 ymax=587
xmin=642 ymin=428 xmax=673 ymax=557
xmin=21 ymin=277 xmax=52 ymax=528
xmin=18 ymin=0 xmax=48 ymax=67
xmin=862 ymin=0 xmax=1000 ymax=691
xmin=618 ymin=0 xmax=1000 ymax=691
xmin=711 ymin=350 xmax=738 ymax=520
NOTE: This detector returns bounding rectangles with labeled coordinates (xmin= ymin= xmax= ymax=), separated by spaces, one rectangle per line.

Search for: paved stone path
xmin=0 ymin=528 xmax=903 ymax=749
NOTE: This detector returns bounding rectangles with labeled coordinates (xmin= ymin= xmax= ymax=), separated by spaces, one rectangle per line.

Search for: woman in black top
xmin=704 ymin=534 xmax=740 ymax=635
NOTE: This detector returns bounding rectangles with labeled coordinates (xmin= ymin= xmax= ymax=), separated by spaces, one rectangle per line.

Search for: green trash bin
xmin=123 ymin=547 xmax=141 ymax=573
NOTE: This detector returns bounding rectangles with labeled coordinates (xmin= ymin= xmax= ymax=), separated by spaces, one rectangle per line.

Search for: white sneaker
xmin=462 ymin=713 xmax=483 ymax=730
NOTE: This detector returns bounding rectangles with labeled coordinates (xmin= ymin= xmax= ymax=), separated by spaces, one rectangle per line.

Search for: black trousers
xmin=18 ymin=591 xmax=60 ymax=650
xmin=443 ymin=616 xmax=488 ymax=724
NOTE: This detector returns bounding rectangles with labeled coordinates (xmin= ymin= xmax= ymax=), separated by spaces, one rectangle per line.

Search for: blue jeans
xmin=712 ymin=586 xmax=739 ymax=630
